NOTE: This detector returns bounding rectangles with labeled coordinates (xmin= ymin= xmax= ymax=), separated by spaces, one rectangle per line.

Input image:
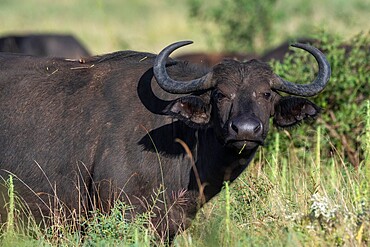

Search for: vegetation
xmin=270 ymin=31 xmax=370 ymax=167
xmin=1 ymin=32 xmax=369 ymax=246
xmin=186 ymin=0 xmax=370 ymax=53
xmin=0 ymin=0 xmax=369 ymax=246
xmin=187 ymin=0 xmax=277 ymax=52
xmin=0 ymin=0 xmax=369 ymax=53
xmin=0 ymin=0 xmax=205 ymax=54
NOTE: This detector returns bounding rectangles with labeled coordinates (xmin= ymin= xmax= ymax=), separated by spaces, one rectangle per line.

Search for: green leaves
xmin=270 ymin=31 xmax=370 ymax=167
xmin=186 ymin=0 xmax=277 ymax=52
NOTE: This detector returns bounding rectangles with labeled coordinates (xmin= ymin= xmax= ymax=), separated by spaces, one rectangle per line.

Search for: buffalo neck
xmin=189 ymin=128 xmax=258 ymax=201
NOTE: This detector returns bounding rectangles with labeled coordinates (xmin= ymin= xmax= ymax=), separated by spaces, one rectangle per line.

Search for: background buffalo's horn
xmin=271 ymin=43 xmax=331 ymax=97
xmin=153 ymin=41 xmax=214 ymax=94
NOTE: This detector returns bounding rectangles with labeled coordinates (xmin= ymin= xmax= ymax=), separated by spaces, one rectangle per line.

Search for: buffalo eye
xmin=214 ymin=90 xmax=227 ymax=101
xmin=262 ymin=92 xmax=271 ymax=100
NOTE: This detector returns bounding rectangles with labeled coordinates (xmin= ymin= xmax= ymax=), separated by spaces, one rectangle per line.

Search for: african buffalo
xmin=0 ymin=34 xmax=90 ymax=58
xmin=0 ymin=41 xmax=330 ymax=238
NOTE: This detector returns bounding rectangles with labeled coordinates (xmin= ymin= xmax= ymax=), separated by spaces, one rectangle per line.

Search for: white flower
xmin=310 ymin=193 xmax=339 ymax=222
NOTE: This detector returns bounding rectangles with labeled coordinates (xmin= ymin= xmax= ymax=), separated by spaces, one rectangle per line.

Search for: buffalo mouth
xmin=226 ymin=139 xmax=264 ymax=151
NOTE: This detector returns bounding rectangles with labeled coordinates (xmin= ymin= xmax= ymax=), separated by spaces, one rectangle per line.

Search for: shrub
xmin=269 ymin=31 xmax=370 ymax=167
xmin=187 ymin=0 xmax=277 ymax=52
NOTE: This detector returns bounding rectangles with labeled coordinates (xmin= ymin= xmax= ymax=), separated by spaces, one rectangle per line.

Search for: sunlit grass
xmin=1 ymin=104 xmax=369 ymax=246
xmin=175 ymin=119 xmax=369 ymax=246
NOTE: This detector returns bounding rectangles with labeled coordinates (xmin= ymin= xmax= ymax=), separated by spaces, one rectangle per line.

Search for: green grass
xmin=1 ymin=102 xmax=369 ymax=246
xmin=174 ymin=121 xmax=369 ymax=246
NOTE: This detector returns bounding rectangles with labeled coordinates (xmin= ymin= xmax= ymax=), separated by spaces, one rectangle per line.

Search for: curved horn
xmin=153 ymin=41 xmax=214 ymax=94
xmin=271 ymin=43 xmax=331 ymax=97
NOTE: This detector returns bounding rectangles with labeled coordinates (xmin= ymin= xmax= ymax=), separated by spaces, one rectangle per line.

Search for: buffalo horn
xmin=153 ymin=41 xmax=214 ymax=94
xmin=271 ymin=43 xmax=331 ymax=97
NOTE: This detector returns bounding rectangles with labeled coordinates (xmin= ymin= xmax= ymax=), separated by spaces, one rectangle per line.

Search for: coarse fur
xmin=0 ymin=47 xmax=323 ymax=239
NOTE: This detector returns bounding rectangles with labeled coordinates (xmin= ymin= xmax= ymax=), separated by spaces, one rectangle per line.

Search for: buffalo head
xmin=154 ymin=41 xmax=330 ymax=153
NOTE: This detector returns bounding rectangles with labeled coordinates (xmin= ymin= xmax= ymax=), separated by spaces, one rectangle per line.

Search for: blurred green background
xmin=0 ymin=0 xmax=368 ymax=55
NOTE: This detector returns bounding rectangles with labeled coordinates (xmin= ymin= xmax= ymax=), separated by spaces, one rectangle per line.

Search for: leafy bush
xmin=83 ymin=202 xmax=155 ymax=246
xmin=187 ymin=0 xmax=277 ymax=52
xmin=269 ymin=31 xmax=370 ymax=167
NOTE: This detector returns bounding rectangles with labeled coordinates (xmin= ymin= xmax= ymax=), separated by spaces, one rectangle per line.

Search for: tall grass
xmin=1 ymin=70 xmax=369 ymax=246
xmin=364 ymin=101 xmax=370 ymax=188
xmin=2 ymin=176 xmax=15 ymax=243
xmin=175 ymin=111 xmax=369 ymax=246
xmin=1 ymin=110 xmax=369 ymax=247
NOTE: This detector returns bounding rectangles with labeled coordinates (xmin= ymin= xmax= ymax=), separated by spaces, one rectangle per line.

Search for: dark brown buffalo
xmin=0 ymin=34 xmax=90 ymax=58
xmin=0 ymin=41 xmax=330 ymax=239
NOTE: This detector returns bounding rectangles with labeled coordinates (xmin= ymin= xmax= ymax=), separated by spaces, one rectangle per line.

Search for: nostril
xmin=231 ymin=122 xmax=239 ymax=134
xmin=253 ymin=123 xmax=262 ymax=133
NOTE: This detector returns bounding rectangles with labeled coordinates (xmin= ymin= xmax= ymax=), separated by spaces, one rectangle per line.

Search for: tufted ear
xmin=163 ymin=95 xmax=211 ymax=128
xmin=273 ymin=96 xmax=321 ymax=128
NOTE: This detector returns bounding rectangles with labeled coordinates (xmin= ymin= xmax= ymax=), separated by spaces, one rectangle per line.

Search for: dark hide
xmin=0 ymin=34 xmax=90 ymax=58
xmin=0 ymin=48 xmax=322 ymax=239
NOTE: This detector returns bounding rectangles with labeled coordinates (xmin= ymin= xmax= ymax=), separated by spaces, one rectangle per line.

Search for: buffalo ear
xmin=164 ymin=95 xmax=211 ymax=128
xmin=273 ymin=96 xmax=321 ymax=128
